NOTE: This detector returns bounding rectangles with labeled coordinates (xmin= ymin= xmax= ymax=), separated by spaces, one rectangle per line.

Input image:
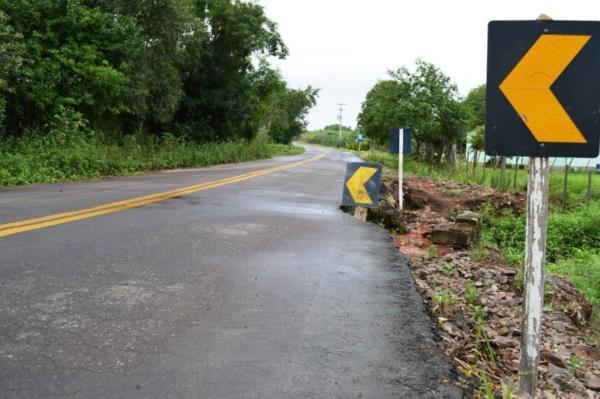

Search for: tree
xmin=0 ymin=0 xmax=140 ymax=134
xmin=323 ymin=124 xmax=352 ymax=131
xmin=463 ymin=84 xmax=486 ymax=129
xmin=0 ymin=10 xmax=24 ymax=133
xmin=0 ymin=0 xmax=311 ymax=145
xmin=359 ymin=59 xmax=467 ymax=162
xmin=175 ymin=0 xmax=288 ymax=141
xmin=266 ymin=85 xmax=318 ymax=144
xmin=357 ymin=79 xmax=411 ymax=145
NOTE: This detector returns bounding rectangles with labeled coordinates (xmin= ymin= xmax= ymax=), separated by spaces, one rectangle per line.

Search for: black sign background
xmin=486 ymin=20 xmax=600 ymax=158
xmin=341 ymin=162 xmax=382 ymax=208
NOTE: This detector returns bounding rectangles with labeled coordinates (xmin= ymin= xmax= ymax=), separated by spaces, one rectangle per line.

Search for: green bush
xmin=0 ymin=129 xmax=283 ymax=186
xmin=483 ymin=201 xmax=600 ymax=263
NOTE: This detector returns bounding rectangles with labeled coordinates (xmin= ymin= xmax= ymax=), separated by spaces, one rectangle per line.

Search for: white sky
xmin=258 ymin=0 xmax=600 ymax=130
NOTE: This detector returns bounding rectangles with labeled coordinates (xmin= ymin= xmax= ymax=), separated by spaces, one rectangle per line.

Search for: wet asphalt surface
xmin=0 ymin=145 xmax=462 ymax=398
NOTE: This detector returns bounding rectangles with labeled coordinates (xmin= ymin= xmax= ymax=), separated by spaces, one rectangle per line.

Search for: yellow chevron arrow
xmin=500 ymin=34 xmax=591 ymax=143
xmin=346 ymin=166 xmax=378 ymax=205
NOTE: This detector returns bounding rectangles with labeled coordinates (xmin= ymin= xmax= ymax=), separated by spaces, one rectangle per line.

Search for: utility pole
xmin=337 ymin=103 xmax=346 ymax=140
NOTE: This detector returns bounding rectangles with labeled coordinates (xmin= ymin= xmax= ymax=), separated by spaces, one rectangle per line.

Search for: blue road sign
xmin=357 ymin=133 xmax=364 ymax=144
xmin=390 ymin=128 xmax=412 ymax=155
xmin=596 ymin=164 xmax=600 ymax=174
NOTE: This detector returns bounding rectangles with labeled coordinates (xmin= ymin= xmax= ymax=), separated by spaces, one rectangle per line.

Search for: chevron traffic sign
xmin=341 ymin=163 xmax=382 ymax=208
xmin=486 ymin=20 xmax=600 ymax=157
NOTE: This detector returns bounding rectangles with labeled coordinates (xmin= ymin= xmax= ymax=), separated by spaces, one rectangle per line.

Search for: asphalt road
xmin=0 ymin=145 xmax=461 ymax=398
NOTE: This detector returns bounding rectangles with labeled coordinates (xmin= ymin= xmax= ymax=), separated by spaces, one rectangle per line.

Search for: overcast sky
xmin=258 ymin=0 xmax=600 ymax=130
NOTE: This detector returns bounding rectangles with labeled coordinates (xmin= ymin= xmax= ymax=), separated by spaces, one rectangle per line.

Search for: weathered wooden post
xmin=586 ymin=168 xmax=593 ymax=202
xmin=354 ymin=207 xmax=368 ymax=222
xmin=513 ymin=157 xmax=520 ymax=189
xmin=519 ymin=156 xmax=550 ymax=395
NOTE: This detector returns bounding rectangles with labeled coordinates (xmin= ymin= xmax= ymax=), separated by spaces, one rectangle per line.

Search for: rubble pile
xmin=382 ymin=176 xmax=599 ymax=398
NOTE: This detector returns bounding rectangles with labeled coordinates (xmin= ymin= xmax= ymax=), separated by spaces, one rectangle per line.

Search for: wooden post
xmin=354 ymin=207 xmax=368 ymax=222
xmin=450 ymin=143 xmax=457 ymax=168
xmin=500 ymin=156 xmax=507 ymax=190
xmin=481 ymin=154 xmax=487 ymax=184
xmin=563 ymin=159 xmax=569 ymax=209
xmin=399 ymin=128 xmax=404 ymax=210
xmin=513 ymin=157 xmax=520 ymax=189
xmin=519 ymin=156 xmax=550 ymax=396
xmin=586 ymin=168 xmax=593 ymax=202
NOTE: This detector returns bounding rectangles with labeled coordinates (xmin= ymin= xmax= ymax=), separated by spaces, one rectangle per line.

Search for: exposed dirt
xmin=378 ymin=173 xmax=599 ymax=398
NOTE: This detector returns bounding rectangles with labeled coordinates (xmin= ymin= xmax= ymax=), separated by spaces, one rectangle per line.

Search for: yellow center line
xmin=0 ymin=151 xmax=327 ymax=238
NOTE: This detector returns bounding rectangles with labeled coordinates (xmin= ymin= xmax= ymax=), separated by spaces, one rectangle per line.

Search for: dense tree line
xmin=0 ymin=0 xmax=317 ymax=144
xmin=358 ymin=59 xmax=485 ymax=163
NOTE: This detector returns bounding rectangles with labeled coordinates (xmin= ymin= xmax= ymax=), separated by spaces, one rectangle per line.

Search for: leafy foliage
xmin=0 ymin=0 xmax=317 ymax=144
xmin=463 ymin=84 xmax=486 ymax=129
xmin=357 ymin=59 xmax=468 ymax=163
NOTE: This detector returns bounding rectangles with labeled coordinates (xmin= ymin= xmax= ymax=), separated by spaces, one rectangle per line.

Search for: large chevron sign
xmin=485 ymin=20 xmax=600 ymax=158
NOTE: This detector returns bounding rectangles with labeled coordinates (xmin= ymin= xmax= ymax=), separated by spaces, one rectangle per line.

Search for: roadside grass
xmin=547 ymin=251 xmax=600 ymax=305
xmin=481 ymin=201 xmax=600 ymax=305
xmin=269 ymin=143 xmax=305 ymax=156
xmin=0 ymin=131 xmax=303 ymax=187
xmin=356 ymin=149 xmax=600 ymax=207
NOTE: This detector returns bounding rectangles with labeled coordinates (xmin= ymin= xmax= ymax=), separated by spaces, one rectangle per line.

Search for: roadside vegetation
xmin=300 ymin=125 xmax=370 ymax=151
xmin=0 ymin=128 xmax=303 ymax=186
xmin=0 ymin=1 xmax=315 ymax=186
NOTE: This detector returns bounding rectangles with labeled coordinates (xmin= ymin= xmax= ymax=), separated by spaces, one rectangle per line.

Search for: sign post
xmin=390 ymin=128 xmax=412 ymax=210
xmin=520 ymin=156 xmax=549 ymax=395
xmin=486 ymin=16 xmax=600 ymax=396
xmin=398 ymin=129 xmax=404 ymax=210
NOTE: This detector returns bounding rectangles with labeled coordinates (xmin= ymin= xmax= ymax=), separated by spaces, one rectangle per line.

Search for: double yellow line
xmin=0 ymin=151 xmax=326 ymax=239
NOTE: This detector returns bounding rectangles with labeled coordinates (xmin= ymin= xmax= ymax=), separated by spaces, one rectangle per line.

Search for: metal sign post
xmin=390 ymin=128 xmax=412 ymax=210
xmin=486 ymin=16 xmax=600 ymax=396
xmin=398 ymin=129 xmax=404 ymax=210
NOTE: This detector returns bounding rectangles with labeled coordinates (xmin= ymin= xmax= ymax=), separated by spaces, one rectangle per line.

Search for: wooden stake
xmin=519 ymin=156 xmax=550 ymax=396
xmin=563 ymin=160 xmax=569 ymax=209
xmin=354 ymin=207 xmax=368 ymax=222
xmin=500 ymin=156 xmax=507 ymax=189
xmin=513 ymin=157 xmax=520 ymax=189
xmin=586 ymin=168 xmax=593 ymax=202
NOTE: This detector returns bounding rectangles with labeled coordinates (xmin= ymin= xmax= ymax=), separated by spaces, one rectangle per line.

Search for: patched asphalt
xmin=0 ymin=145 xmax=462 ymax=398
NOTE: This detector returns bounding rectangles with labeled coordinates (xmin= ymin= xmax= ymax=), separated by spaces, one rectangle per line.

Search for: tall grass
xmin=0 ymin=130 xmax=299 ymax=187
xmin=357 ymin=149 xmax=600 ymax=207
